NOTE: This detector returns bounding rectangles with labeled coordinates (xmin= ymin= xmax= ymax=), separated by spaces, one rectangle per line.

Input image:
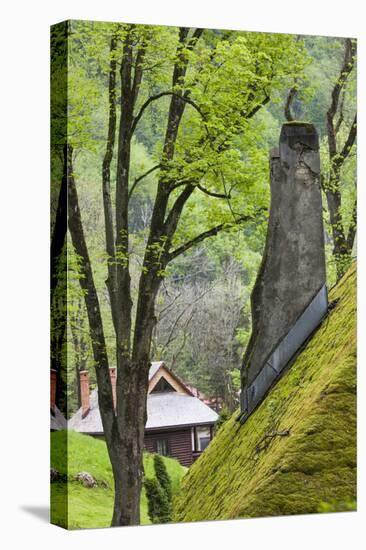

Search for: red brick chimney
xmin=50 ymin=369 xmax=57 ymax=414
xmin=80 ymin=370 xmax=90 ymax=418
xmin=109 ymin=367 xmax=117 ymax=410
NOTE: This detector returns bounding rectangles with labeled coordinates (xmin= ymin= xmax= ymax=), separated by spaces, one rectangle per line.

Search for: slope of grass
xmin=174 ymin=264 xmax=357 ymax=522
xmin=51 ymin=430 xmax=187 ymax=529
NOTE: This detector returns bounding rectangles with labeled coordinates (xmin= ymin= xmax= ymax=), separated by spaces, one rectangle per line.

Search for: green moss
xmin=283 ymin=120 xmax=313 ymax=127
xmin=174 ymin=264 xmax=356 ymax=522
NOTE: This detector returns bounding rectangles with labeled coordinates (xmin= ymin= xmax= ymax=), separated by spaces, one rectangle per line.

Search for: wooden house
xmin=68 ymin=362 xmax=218 ymax=466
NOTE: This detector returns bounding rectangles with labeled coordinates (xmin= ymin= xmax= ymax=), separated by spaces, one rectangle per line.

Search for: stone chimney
xmin=80 ymin=370 xmax=90 ymax=418
xmin=50 ymin=369 xmax=57 ymax=414
xmin=109 ymin=367 xmax=117 ymax=410
xmin=239 ymin=122 xmax=327 ymax=422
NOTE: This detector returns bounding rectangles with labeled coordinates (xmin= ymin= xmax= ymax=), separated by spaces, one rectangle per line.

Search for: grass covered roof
xmin=174 ymin=264 xmax=356 ymax=521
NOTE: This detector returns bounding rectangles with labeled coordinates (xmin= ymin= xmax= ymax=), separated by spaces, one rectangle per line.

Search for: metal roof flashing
xmin=239 ymin=283 xmax=328 ymax=424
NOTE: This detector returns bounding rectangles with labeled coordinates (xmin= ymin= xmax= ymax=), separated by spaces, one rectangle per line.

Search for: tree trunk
xmin=51 ymin=145 xmax=68 ymax=408
xmin=108 ymin=27 xmax=195 ymax=525
xmin=324 ymin=172 xmax=351 ymax=280
xmin=68 ymin=142 xmax=150 ymax=526
xmin=70 ymin=299 xmax=88 ymax=408
xmin=110 ymin=367 xmax=149 ymax=526
xmin=324 ymin=38 xmax=357 ymax=281
xmin=67 ymin=144 xmax=116 ymax=444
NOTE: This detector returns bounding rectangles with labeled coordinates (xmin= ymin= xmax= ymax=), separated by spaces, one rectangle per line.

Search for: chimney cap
xmin=280 ymin=121 xmax=318 ymax=151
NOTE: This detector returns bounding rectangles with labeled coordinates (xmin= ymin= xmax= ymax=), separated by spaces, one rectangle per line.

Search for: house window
xmin=196 ymin=427 xmax=211 ymax=452
xmin=156 ymin=438 xmax=169 ymax=456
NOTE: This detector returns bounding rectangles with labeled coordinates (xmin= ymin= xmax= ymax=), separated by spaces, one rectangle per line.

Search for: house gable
xmin=148 ymin=364 xmax=193 ymax=396
xmin=150 ymin=377 xmax=176 ymax=393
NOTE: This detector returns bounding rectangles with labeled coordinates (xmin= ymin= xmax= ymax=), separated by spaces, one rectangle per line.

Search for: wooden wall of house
xmin=144 ymin=428 xmax=193 ymax=467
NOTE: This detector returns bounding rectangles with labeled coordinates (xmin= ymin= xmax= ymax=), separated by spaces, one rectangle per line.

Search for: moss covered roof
xmin=174 ymin=264 xmax=356 ymax=521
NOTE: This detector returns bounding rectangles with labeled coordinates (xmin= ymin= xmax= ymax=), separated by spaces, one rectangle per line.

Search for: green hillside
xmin=174 ymin=264 xmax=357 ymax=522
xmin=51 ymin=430 xmax=187 ymax=529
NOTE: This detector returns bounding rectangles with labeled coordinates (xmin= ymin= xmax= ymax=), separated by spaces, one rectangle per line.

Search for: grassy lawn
xmin=51 ymin=430 xmax=187 ymax=529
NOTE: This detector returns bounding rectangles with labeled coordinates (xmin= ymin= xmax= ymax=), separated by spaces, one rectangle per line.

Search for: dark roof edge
xmin=145 ymin=420 xmax=217 ymax=431
xmin=69 ymin=420 xmax=217 ymax=436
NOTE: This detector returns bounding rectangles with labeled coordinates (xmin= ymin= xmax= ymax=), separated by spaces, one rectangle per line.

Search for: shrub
xmin=144 ymin=478 xmax=171 ymax=524
xmin=154 ymin=454 xmax=172 ymax=502
xmin=144 ymin=454 xmax=174 ymax=523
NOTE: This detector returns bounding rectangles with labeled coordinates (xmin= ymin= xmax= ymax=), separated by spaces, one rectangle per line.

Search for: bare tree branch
xmin=131 ymin=91 xmax=206 ymax=136
xmin=128 ymin=164 xmax=161 ymax=199
xmin=158 ymin=281 xmax=216 ymax=364
xmin=167 ymin=213 xmax=260 ymax=262
xmin=187 ymin=28 xmax=204 ymax=50
xmin=131 ymin=36 xmax=148 ymax=106
xmin=327 ymin=38 xmax=356 ymax=158
xmin=67 ymin=145 xmax=115 ymax=440
xmin=245 ymin=95 xmax=271 ymax=119
xmin=169 ymin=313 xmax=193 ymax=370
xmin=336 ymin=114 xmax=357 ymax=168
xmin=163 ymin=184 xmax=196 ymax=241
xmin=196 ymin=183 xmax=230 ymax=199
xmin=346 ymin=197 xmax=357 ymax=251
xmin=102 ymin=33 xmax=118 ymax=330
xmin=324 ymin=37 xmax=357 ymax=279
xmin=51 ymin=147 xmax=67 ymax=298
xmin=284 ymin=85 xmax=297 ymax=121
xmin=335 ymin=87 xmax=346 ymax=134
xmin=158 ymin=290 xmax=183 ymax=320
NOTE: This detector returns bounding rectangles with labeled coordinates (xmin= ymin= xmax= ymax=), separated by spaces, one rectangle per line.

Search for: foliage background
xmin=57 ymin=23 xmax=356 ymax=416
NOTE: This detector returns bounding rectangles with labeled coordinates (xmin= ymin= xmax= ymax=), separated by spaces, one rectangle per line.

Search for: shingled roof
xmin=68 ymin=362 xmax=218 ymax=434
xmin=68 ymin=389 xmax=103 ymax=434
xmin=51 ymin=405 xmax=67 ymax=431
xmin=146 ymin=392 xmax=218 ymax=430
xmin=149 ymin=361 xmax=164 ymax=380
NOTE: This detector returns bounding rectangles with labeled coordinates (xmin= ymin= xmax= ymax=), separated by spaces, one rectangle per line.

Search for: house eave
xmin=69 ymin=419 xmax=217 ymax=437
xmin=145 ymin=420 xmax=217 ymax=432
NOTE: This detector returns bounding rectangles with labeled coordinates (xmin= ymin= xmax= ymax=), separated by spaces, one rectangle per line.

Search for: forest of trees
xmin=51 ymin=22 xmax=356 ymax=525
